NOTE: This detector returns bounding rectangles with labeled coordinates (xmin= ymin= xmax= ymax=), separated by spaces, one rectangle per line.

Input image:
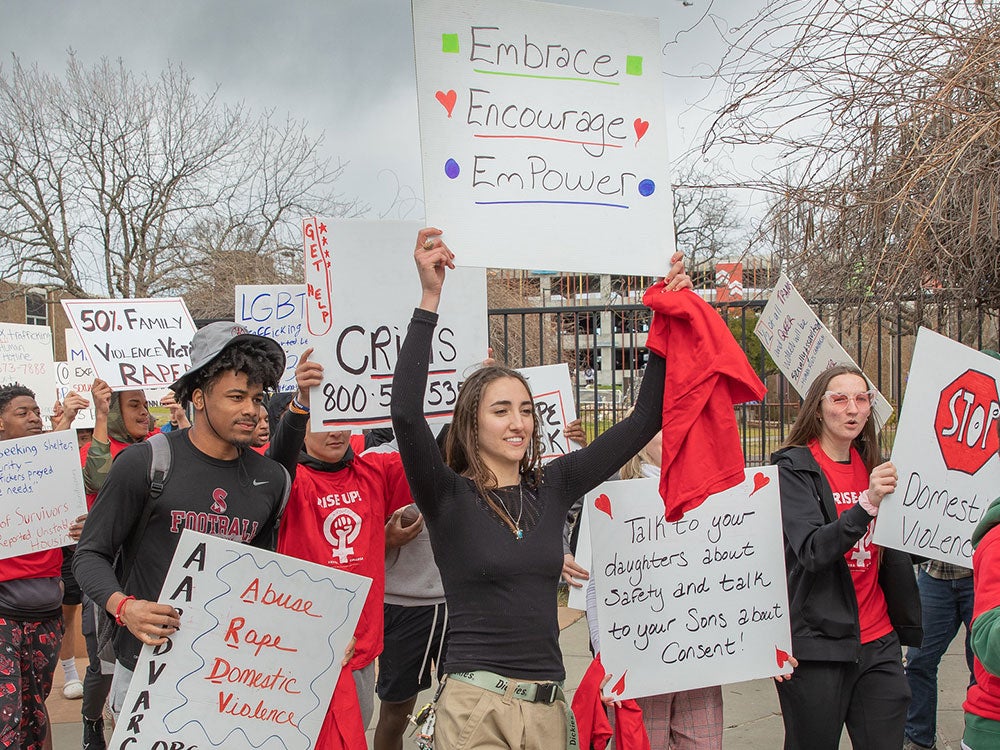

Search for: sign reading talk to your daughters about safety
xmin=62 ymin=298 xmax=197 ymax=390
xmin=111 ymin=530 xmax=371 ymax=750
xmin=873 ymin=328 xmax=1000 ymax=566
xmin=412 ymin=0 xmax=675 ymax=275
xmin=590 ymin=468 xmax=791 ymax=700
xmin=303 ymin=219 xmax=488 ymax=432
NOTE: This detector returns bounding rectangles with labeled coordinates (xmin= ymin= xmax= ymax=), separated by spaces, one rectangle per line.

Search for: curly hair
xmin=0 ymin=383 xmax=36 ymax=414
xmin=174 ymin=340 xmax=284 ymax=406
xmin=445 ymin=365 xmax=543 ymax=498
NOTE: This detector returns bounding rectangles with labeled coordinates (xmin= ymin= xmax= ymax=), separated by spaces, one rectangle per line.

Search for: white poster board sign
xmin=308 ymin=220 xmax=488 ymax=432
xmin=55 ymin=361 xmax=96 ymax=430
xmin=518 ymin=363 xmax=579 ymax=462
xmin=755 ymin=273 xmax=892 ymax=427
xmin=590 ymin=469 xmax=791 ymax=699
xmin=235 ymin=285 xmax=311 ymax=393
xmin=567 ymin=500 xmax=591 ymax=611
xmin=61 ymin=298 xmax=197 ymax=391
xmin=874 ymin=328 xmax=1000 ymax=565
xmin=0 ymin=322 xmax=57 ymax=419
xmin=412 ymin=0 xmax=675 ymax=275
xmin=111 ymin=530 xmax=371 ymax=750
xmin=0 ymin=432 xmax=86 ymax=560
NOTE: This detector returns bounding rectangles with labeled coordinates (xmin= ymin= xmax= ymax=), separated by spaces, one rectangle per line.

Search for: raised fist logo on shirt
xmin=323 ymin=507 xmax=363 ymax=563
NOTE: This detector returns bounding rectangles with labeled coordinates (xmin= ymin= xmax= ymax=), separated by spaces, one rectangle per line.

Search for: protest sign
xmin=307 ymin=220 xmax=488 ymax=432
xmin=111 ymin=529 xmax=371 ymax=750
xmin=567 ymin=500 xmax=591 ymax=611
xmin=518 ymin=363 xmax=579 ymax=461
xmin=754 ymin=273 xmax=892 ymax=427
xmin=55 ymin=361 xmax=96 ymax=430
xmin=0 ymin=432 xmax=86 ymax=560
xmin=303 ymin=217 xmax=333 ymax=337
xmin=61 ymin=298 xmax=197 ymax=391
xmin=235 ymin=285 xmax=311 ymax=392
xmin=874 ymin=328 xmax=1000 ymax=565
xmin=412 ymin=0 xmax=674 ymax=275
xmin=590 ymin=469 xmax=791 ymax=699
xmin=0 ymin=322 xmax=57 ymax=420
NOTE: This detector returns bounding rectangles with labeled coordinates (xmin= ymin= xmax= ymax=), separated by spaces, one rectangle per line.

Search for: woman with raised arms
xmin=390 ymin=227 xmax=691 ymax=749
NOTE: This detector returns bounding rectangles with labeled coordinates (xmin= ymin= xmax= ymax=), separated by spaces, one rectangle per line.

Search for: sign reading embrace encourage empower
xmin=412 ymin=0 xmax=675 ymax=275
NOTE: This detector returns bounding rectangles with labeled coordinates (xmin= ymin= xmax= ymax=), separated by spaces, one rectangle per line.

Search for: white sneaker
xmin=62 ymin=678 xmax=83 ymax=699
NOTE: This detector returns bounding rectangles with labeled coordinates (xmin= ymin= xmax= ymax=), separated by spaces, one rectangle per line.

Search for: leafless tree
xmin=0 ymin=53 xmax=362 ymax=299
xmin=704 ymin=0 xmax=1000 ymax=305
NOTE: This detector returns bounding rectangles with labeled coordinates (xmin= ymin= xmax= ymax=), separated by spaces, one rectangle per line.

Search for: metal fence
xmin=489 ymin=295 xmax=1000 ymax=467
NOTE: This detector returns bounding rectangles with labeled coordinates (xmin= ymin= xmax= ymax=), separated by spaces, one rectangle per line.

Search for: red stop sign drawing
xmin=934 ymin=369 xmax=1000 ymax=475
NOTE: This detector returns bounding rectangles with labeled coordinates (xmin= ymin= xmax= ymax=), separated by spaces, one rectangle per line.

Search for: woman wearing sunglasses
xmin=770 ymin=365 xmax=922 ymax=750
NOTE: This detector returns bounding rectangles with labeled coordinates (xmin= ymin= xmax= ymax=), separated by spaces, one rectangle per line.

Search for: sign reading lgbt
xmin=235 ymin=285 xmax=310 ymax=392
xmin=110 ymin=530 xmax=371 ymax=750
xmin=412 ymin=0 xmax=674 ymax=274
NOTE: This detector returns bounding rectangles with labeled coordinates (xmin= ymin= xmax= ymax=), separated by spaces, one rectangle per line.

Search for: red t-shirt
xmin=276 ymin=451 xmax=412 ymax=670
xmin=809 ymin=440 xmax=893 ymax=643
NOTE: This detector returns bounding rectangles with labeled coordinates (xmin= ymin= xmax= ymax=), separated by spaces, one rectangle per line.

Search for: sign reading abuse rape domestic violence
xmin=111 ymin=530 xmax=371 ymax=750
xmin=755 ymin=273 xmax=893 ymax=428
xmin=412 ymin=0 xmax=675 ymax=275
xmin=235 ymin=285 xmax=311 ymax=392
xmin=62 ymin=298 xmax=197 ymax=390
xmin=305 ymin=220 xmax=488 ymax=432
xmin=590 ymin=469 xmax=791 ymax=700
xmin=0 ymin=432 xmax=86 ymax=561
xmin=874 ymin=328 xmax=1000 ymax=565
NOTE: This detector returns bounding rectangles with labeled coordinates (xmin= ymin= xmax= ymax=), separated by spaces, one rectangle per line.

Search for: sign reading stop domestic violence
xmin=235 ymin=285 xmax=311 ymax=393
xmin=62 ymin=298 xmax=197 ymax=390
xmin=755 ymin=273 xmax=892 ymax=428
xmin=0 ymin=432 xmax=86 ymax=560
xmin=307 ymin=220 xmax=488 ymax=432
xmin=413 ymin=0 xmax=675 ymax=275
xmin=111 ymin=530 xmax=371 ymax=750
xmin=590 ymin=469 xmax=791 ymax=700
xmin=874 ymin=328 xmax=1000 ymax=565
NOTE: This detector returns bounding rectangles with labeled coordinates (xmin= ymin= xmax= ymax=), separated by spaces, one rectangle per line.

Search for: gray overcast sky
xmin=0 ymin=0 xmax=762 ymax=217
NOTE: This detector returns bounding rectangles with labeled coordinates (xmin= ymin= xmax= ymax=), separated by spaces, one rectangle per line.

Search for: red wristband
xmin=115 ymin=595 xmax=136 ymax=625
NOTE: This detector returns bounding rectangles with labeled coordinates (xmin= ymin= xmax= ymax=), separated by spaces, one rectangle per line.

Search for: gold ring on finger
xmin=422 ymin=239 xmax=434 ymax=250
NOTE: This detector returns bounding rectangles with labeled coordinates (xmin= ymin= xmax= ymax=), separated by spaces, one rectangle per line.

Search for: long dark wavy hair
xmin=445 ymin=365 xmax=543 ymax=498
xmin=781 ymin=364 xmax=881 ymax=471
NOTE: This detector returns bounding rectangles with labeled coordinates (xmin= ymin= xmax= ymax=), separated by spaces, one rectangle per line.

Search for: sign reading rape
xmin=517 ymin=363 xmax=579 ymax=462
xmin=755 ymin=273 xmax=892 ymax=428
xmin=875 ymin=328 xmax=1000 ymax=565
xmin=590 ymin=469 xmax=791 ymax=699
xmin=110 ymin=530 xmax=371 ymax=750
xmin=306 ymin=220 xmax=488 ymax=432
xmin=0 ymin=432 xmax=86 ymax=560
xmin=62 ymin=298 xmax=197 ymax=390
xmin=235 ymin=285 xmax=311 ymax=392
xmin=412 ymin=0 xmax=675 ymax=275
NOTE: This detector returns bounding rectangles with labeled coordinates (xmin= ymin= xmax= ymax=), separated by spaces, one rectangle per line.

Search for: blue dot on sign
xmin=638 ymin=179 xmax=655 ymax=197
xmin=445 ymin=159 xmax=460 ymax=179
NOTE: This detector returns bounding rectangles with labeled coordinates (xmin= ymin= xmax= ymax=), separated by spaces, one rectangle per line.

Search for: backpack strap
xmin=119 ymin=432 xmax=172 ymax=585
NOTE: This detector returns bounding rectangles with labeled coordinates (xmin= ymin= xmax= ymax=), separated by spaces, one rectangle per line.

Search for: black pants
xmin=81 ymin=596 xmax=113 ymax=721
xmin=776 ymin=632 xmax=911 ymax=750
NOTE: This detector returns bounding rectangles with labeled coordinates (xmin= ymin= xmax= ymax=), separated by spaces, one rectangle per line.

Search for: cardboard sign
xmin=590 ymin=469 xmax=791 ymax=699
xmin=518 ymin=363 xmax=579 ymax=462
xmin=0 ymin=432 xmax=86 ymax=560
xmin=61 ymin=298 xmax=197 ymax=391
xmin=235 ymin=285 xmax=311 ymax=393
xmin=412 ymin=0 xmax=675 ymax=275
xmin=567 ymin=499 xmax=591 ymax=611
xmin=111 ymin=530 xmax=371 ymax=750
xmin=55 ymin=361 xmax=96 ymax=430
xmin=308 ymin=220 xmax=488 ymax=432
xmin=0 ymin=322 xmax=57 ymax=419
xmin=754 ymin=273 xmax=892 ymax=428
xmin=874 ymin=328 xmax=1000 ymax=565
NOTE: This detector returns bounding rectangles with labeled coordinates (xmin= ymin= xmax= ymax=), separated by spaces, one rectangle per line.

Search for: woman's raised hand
xmin=663 ymin=250 xmax=693 ymax=292
xmin=414 ymin=227 xmax=455 ymax=313
xmin=868 ymin=460 xmax=898 ymax=507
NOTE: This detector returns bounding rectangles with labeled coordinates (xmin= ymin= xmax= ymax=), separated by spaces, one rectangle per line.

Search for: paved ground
xmin=49 ymin=606 xmax=970 ymax=748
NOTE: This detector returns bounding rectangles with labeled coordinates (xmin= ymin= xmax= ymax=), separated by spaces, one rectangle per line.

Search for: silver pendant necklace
xmin=490 ymin=484 xmax=524 ymax=540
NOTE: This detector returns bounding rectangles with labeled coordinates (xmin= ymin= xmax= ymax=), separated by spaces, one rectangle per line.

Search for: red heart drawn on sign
xmin=775 ymin=647 xmax=791 ymax=668
xmin=750 ymin=472 xmax=770 ymax=497
xmin=634 ymin=118 xmax=649 ymax=144
xmin=594 ymin=493 xmax=613 ymax=519
xmin=610 ymin=671 xmax=627 ymax=696
xmin=435 ymin=90 xmax=457 ymax=118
